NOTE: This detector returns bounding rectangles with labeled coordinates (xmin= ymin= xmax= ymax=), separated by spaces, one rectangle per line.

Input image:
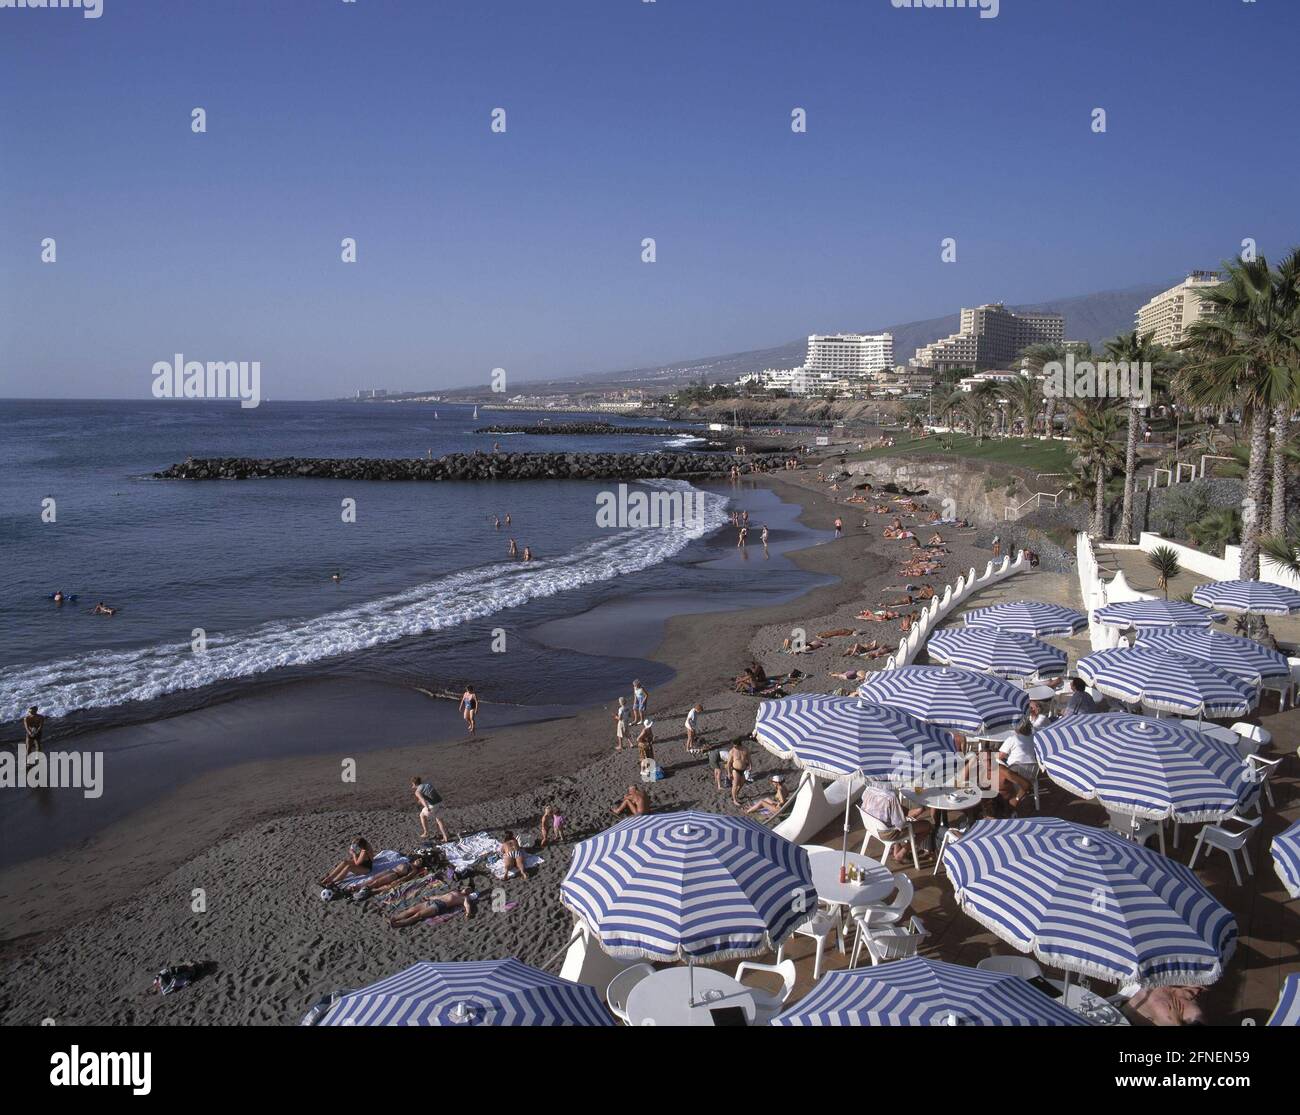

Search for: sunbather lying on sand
xmin=882 ymin=593 xmax=914 ymax=607
xmin=845 ymin=641 xmax=895 ymax=658
xmin=782 ymin=636 xmax=825 ymax=653
xmin=353 ymin=854 xmax=430 ymax=895
xmin=499 ymin=831 xmax=530 ymax=879
xmin=389 ymin=888 xmax=477 ymax=927
xmin=927 ymin=533 xmax=945 ymax=547
xmin=744 ymin=775 xmax=789 ymax=817
xmin=319 ymin=837 xmax=374 ymax=888
xmin=817 ymin=628 xmax=856 ymax=639
xmin=829 ymin=668 xmax=867 ymax=681
xmin=857 ymin=609 xmax=899 ymax=622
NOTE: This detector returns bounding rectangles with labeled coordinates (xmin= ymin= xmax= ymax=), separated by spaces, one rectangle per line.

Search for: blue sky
xmin=2 ymin=0 xmax=1297 ymax=399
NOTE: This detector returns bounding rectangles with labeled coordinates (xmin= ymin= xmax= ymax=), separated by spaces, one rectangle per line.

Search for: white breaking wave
xmin=664 ymin=434 xmax=707 ymax=448
xmin=0 ymin=481 xmax=728 ymax=720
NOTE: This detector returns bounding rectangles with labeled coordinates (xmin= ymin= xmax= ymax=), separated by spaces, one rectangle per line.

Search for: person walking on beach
xmin=834 ymin=516 xmax=843 ymax=538
xmin=22 ymin=706 xmax=45 ymax=753
xmin=613 ymin=696 xmax=628 ymax=750
xmin=737 ymin=526 xmax=748 ymax=548
xmin=760 ymin=524 xmax=769 ymax=548
xmin=684 ymin=702 xmax=703 ymax=752
xmin=460 ymin=685 xmax=478 ymax=734
xmin=727 ymin=738 xmax=752 ymax=806
xmin=411 ymin=776 xmax=450 ymax=842
xmin=631 ymin=680 xmax=648 ymax=724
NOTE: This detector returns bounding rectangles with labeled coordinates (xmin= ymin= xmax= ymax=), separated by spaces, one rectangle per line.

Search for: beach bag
xmin=640 ymin=758 xmax=662 ymax=783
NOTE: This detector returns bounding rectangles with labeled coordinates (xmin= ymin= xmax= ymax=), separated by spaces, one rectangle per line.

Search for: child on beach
xmin=539 ymin=804 xmax=565 ymax=848
xmin=411 ymin=776 xmax=450 ymax=842
xmin=613 ymin=697 xmax=628 ymax=749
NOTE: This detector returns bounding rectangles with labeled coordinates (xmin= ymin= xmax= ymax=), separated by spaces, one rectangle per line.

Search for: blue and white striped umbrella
xmin=1075 ymin=647 xmax=1257 ymax=718
xmin=1272 ymin=819 xmax=1300 ymax=900
xmin=962 ymin=600 xmax=1087 ymax=637
xmin=1093 ymin=599 xmax=1224 ymax=630
xmin=927 ymin=627 xmax=1067 ymax=681
xmin=753 ymin=696 xmax=956 ymax=782
xmin=559 ymin=811 xmax=814 ymax=963
xmin=1134 ymin=627 xmax=1290 ymax=682
xmin=1034 ymin=713 xmax=1254 ymax=823
xmin=770 ymin=956 xmax=1086 ymax=1026
xmin=319 ymin=959 xmax=612 ymax=1026
xmin=943 ymin=818 xmax=1237 ymax=986
xmin=857 ymin=666 xmax=1028 ymax=734
xmin=1192 ymin=579 xmax=1300 ymax=616
xmin=1267 ymin=973 xmax=1300 ymax=1026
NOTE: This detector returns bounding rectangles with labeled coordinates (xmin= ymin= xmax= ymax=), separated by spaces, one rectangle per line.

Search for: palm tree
xmin=1070 ymin=403 xmax=1125 ymax=537
xmin=1104 ymin=330 xmax=1164 ymax=543
xmin=1271 ymin=250 xmax=1300 ymax=533
xmin=1019 ymin=342 xmax=1068 ymax=439
xmin=1186 ymin=507 xmax=1241 ymax=555
xmin=1261 ymin=525 xmax=1300 ymax=579
xmin=1178 ymin=251 xmax=1300 ymax=579
xmin=1147 ymin=545 xmax=1182 ymax=598
xmin=999 ymin=373 xmax=1043 ymax=439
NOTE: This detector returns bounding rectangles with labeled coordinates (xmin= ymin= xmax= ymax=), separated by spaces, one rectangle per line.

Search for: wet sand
xmin=0 ymin=470 xmax=1031 ymax=1025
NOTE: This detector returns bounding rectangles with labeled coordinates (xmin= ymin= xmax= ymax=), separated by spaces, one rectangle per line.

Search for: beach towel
xmin=333 ymin=850 xmax=407 ymax=891
xmin=436 ymin=831 xmax=499 ymax=872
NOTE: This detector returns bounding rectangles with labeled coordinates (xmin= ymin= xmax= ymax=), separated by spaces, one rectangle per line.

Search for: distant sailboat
xmin=434 ymin=410 xmax=439 ymax=419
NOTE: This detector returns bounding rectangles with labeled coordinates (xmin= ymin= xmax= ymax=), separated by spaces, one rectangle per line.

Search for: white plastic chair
xmin=733 ymin=959 xmax=797 ymax=1023
xmin=1230 ymin=721 xmax=1270 ymax=756
xmin=604 ymin=963 xmax=656 ymax=1025
xmin=857 ymin=800 xmax=920 ymax=870
xmin=1245 ymin=753 xmax=1281 ymax=807
xmin=853 ymin=916 xmax=928 ymax=967
xmin=1105 ymin=808 xmax=1167 ymax=856
xmin=976 ymin=955 xmax=1043 ymax=980
xmin=1188 ymin=815 xmax=1263 ymax=885
xmin=933 ymin=825 xmax=964 ymax=875
xmin=776 ymin=911 xmax=839 ymax=982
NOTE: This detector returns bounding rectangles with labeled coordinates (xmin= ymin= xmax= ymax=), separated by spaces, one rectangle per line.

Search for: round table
xmin=1200 ymin=724 xmax=1256 ymax=757
xmin=803 ymin=845 xmax=896 ymax=906
xmin=625 ymin=966 xmax=758 ymax=1027
xmin=902 ymin=785 xmax=983 ymax=814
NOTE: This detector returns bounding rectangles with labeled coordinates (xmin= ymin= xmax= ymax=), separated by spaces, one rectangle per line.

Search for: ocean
xmin=0 ymin=399 xmax=827 ymax=744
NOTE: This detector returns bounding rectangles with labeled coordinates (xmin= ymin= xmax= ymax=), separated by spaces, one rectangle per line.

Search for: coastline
xmin=0 ymin=471 xmax=1002 ymax=1023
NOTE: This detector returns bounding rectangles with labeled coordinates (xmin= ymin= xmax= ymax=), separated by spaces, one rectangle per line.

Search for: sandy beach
xmin=0 ymin=468 xmax=996 ymax=1024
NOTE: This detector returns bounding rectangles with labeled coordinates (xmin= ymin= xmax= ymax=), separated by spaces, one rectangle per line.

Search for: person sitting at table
xmin=859 ymin=781 xmax=933 ymax=865
xmin=1028 ymin=699 xmax=1052 ymax=730
xmin=1063 ymin=677 xmax=1099 ymax=716
xmin=965 ymin=718 xmax=1036 ymax=809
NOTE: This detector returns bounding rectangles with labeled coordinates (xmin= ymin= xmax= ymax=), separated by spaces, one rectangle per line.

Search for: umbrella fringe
xmin=952 ymin=891 xmax=1232 ymax=988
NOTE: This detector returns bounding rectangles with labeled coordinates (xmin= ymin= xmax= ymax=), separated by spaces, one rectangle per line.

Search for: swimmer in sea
xmin=508 ymin=538 xmax=518 ymax=557
xmin=331 ymin=570 xmax=342 ymax=583
xmin=52 ymin=590 xmax=65 ymax=604
xmin=522 ymin=546 xmax=533 ymax=562
xmin=91 ymin=602 xmax=117 ymax=616
xmin=493 ymin=516 xmax=500 ymax=530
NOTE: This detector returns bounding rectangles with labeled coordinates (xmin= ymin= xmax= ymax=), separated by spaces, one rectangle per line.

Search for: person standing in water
xmin=522 ymin=546 xmax=533 ymax=562
xmin=460 ymin=685 xmax=478 ymax=734
xmin=760 ymin=524 xmax=769 ymax=547
xmin=22 ymin=706 xmax=45 ymax=753
xmin=504 ymin=513 xmax=511 ymax=526
xmin=833 ymin=517 xmax=843 ymax=538
xmin=508 ymin=538 xmax=518 ymax=557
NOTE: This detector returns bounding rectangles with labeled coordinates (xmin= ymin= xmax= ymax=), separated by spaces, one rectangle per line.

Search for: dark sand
xmin=0 ymin=471 xmax=1058 ymax=1024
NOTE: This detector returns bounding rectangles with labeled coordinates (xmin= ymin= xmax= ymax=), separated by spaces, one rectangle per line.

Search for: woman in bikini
xmin=319 ymin=836 xmax=374 ymax=888
xmin=498 ymin=831 xmax=529 ymax=879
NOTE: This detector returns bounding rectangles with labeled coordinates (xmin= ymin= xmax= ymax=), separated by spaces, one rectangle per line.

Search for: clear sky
xmin=1 ymin=0 xmax=1297 ymax=400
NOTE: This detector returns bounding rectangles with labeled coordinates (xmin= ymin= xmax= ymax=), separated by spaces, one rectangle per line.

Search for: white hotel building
xmin=803 ymin=333 xmax=895 ymax=378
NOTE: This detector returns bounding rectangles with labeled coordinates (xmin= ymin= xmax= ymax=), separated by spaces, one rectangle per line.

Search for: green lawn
xmin=844 ymin=432 xmax=1075 ymax=475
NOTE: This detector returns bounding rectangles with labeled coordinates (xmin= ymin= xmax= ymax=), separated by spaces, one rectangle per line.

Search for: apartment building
xmin=1135 ymin=272 xmax=1222 ymax=348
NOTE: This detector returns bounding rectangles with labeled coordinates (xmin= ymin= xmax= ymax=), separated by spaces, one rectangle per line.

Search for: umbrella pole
xmin=841 ymin=776 xmax=853 ymax=871
xmin=688 ymin=959 xmax=696 ymax=1009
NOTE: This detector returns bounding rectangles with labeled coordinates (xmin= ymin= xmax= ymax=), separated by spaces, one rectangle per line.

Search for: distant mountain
xmin=578 ymin=281 xmax=1169 ymax=391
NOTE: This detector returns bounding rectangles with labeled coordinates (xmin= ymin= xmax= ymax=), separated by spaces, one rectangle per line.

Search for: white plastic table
xmin=1200 ymin=724 xmax=1257 ymax=757
xmin=625 ymin=966 xmax=758 ymax=1027
xmin=901 ymin=785 xmax=983 ymax=814
xmin=803 ymin=845 xmax=896 ymax=907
